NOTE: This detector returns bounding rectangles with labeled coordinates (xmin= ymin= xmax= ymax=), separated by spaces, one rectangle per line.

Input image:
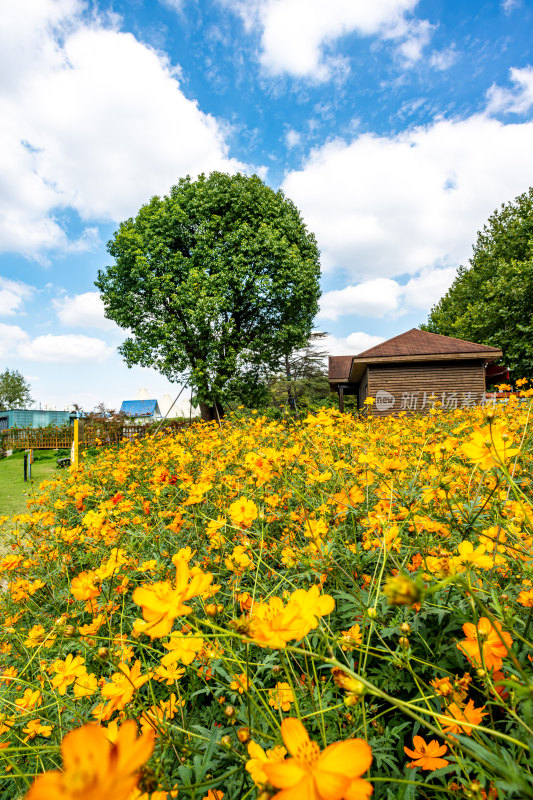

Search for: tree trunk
xmin=199 ymin=401 xmax=225 ymax=422
xmin=285 ymin=354 xmax=297 ymax=411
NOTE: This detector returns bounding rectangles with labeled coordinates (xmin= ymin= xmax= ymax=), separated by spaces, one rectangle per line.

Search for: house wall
xmin=367 ymin=360 xmax=486 ymax=415
xmin=0 ymin=410 xmax=72 ymax=429
xmin=358 ymin=369 xmax=369 ymax=408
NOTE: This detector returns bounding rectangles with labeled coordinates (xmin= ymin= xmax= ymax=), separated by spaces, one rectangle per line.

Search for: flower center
xmin=295 ymin=739 xmax=321 ymax=767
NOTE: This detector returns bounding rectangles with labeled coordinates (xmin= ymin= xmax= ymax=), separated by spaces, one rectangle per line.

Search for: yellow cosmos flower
xmin=26 ymin=720 xmax=155 ymax=800
xmin=269 ymin=682 xmax=294 ymax=711
xmin=70 ymin=571 xmax=100 ymax=601
xmin=246 ymin=740 xmax=287 ymax=785
xmin=453 ymin=541 xmax=494 ymax=571
xmin=263 ymin=718 xmax=373 ymax=800
xmin=100 ymin=661 xmax=150 ymax=717
xmin=133 ymin=560 xmax=213 ymax=639
xmin=249 ymin=586 xmax=335 ymax=649
xmin=51 ymin=655 xmax=87 ymax=696
xmin=24 ymin=624 xmax=56 ymax=648
xmin=14 ymin=688 xmax=42 ymax=713
xmin=229 ymin=496 xmax=258 ymax=528
xmin=230 ymin=673 xmax=250 ymax=694
xmin=161 ymin=634 xmax=204 ymax=666
xmin=22 ymin=718 xmax=53 ymax=741
xmin=461 ymin=422 xmax=519 ymax=470
xmin=73 ymin=672 xmax=99 ymax=699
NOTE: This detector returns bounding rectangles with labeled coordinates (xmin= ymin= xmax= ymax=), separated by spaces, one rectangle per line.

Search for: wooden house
xmin=328 ymin=328 xmax=504 ymax=414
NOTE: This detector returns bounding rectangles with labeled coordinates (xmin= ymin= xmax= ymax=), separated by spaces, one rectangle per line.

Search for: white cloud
xmin=318 ymin=267 xmax=457 ymax=320
xmin=319 ymin=279 xmax=401 ymax=320
xmin=0 ymin=323 xmax=30 ymax=357
xmin=285 ymin=129 xmax=302 ymax=148
xmin=323 ymin=331 xmax=386 ymax=356
xmin=0 ymin=276 xmax=35 ymax=316
xmin=389 ymin=18 xmax=434 ymax=66
xmin=53 ymin=291 xmax=118 ymax=330
xmin=283 ymin=114 xmax=533 ymax=280
xmin=0 ymin=321 xmax=113 ymax=363
xmin=0 ymin=1 xmax=243 ymax=259
xmin=401 ymin=266 xmax=457 ymax=310
xmin=17 ymin=334 xmax=113 ymax=363
xmin=226 ymin=0 xmax=430 ymax=81
xmin=159 ymin=0 xmax=185 ymax=10
xmin=486 ymin=66 xmax=533 ymax=115
xmin=429 ymin=47 xmax=458 ymax=71
xmin=502 ymin=0 xmax=519 ymax=13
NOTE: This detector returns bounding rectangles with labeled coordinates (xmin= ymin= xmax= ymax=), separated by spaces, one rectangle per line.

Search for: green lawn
xmin=0 ymin=452 xmax=63 ymax=538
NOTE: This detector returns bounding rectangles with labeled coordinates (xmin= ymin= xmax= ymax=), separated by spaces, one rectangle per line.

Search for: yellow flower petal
xmin=280 ymin=718 xmax=310 ymax=757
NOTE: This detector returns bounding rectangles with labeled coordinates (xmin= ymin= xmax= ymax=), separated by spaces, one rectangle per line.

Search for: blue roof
xmin=120 ymin=400 xmax=161 ymax=417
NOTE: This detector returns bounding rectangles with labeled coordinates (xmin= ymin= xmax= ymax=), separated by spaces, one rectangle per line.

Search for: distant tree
xmin=95 ymin=172 xmax=321 ymax=421
xmin=269 ymin=332 xmax=330 ymax=410
xmin=0 ymin=369 xmax=33 ymax=411
xmin=424 ymin=187 xmax=533 ymax=377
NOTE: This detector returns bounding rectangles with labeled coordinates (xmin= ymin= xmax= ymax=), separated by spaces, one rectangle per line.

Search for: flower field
xmin=1 ymin=398 xmax=533 ymax=799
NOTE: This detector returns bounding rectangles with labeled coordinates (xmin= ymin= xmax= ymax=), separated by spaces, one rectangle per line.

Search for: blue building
xmin=119 ymin=400 xmax=162 ymax=423
xmin=0 ymin=409 xmax=76 ymax=431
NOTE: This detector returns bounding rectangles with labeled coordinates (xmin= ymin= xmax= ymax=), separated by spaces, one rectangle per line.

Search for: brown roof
xmin=356 ymin=328 xmax=501 ymax=358
xmin=328 ymin=355 xmax=353 ymax=382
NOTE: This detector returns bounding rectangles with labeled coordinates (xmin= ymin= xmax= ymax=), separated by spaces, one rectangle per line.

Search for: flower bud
xmin=237 ymin=727 xmax=250 ymax=743
xmin=400 ymin=622 xmax=412 ymax=635
xmin=383 ymin=574 xmax=421 ymax=607
xmin=399 ymin=636 xmax=410 ymax=649
xmin=366 ymin=607 xmax=378 ymax=619
xmin=97 ymin=647 xmax=109 ymax=660
xmin=224 ymin=705 xmax=235 ymax=718
xmin=220 ymin=735 xmax=232 ymax=748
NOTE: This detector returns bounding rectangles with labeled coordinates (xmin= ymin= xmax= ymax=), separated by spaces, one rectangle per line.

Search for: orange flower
xmin=70 ymin=571 xmax=100 ymax=601
xmin=404 ymin=736 xmax=449 ymax=771
xmin=230 ymin=673 xmax=250 ymax=694
xmin=26 ymin=720 xmax=154 ymax=800
xmin=518 ymin=588 xmax=533 ymax=607
xmin=457 ymin=617 xmax=512 ymax=671
xmin=269 ymin=682 xmax=295 ymax=712
xmin=262 ymin=718 xmax=373 ymax=800
xmin=340 ymin=624 xmax=363 ymax=651
xmin=442 ymin=699 xmax=487 ymax=735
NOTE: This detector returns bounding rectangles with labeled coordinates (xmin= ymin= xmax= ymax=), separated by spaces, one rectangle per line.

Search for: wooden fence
xmin=0 ymin=423 xmax=150 ymax=451
xmin=0 ymin=418 xmax=193 ymax=452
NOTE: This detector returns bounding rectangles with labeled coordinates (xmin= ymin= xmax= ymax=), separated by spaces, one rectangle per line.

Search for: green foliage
xmin=424 ymin=187 xmax=533 ymax=378
xmin=268 ymin=331 xmax=331 ymax=410
xmin=0 ymin=369 xmax=33 ymax=411
xmin=95 ymin=172 xmax=321 ymax=419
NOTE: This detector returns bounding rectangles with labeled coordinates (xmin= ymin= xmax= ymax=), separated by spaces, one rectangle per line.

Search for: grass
xmin=0 ymin=451 xmax=62 ymax=538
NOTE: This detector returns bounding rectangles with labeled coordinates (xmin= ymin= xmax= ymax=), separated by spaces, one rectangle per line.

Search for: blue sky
xmin=1 ymin=0 xmax=533 ymax=412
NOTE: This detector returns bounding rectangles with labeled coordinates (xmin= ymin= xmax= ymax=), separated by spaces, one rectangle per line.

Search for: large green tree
xmin=96 ymin=172 xmax=321 ymax=420
xmin=0 ymin=369 xmax=33 ymax=411
xmin=424 ymin=187 xmax=533 ymax=378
